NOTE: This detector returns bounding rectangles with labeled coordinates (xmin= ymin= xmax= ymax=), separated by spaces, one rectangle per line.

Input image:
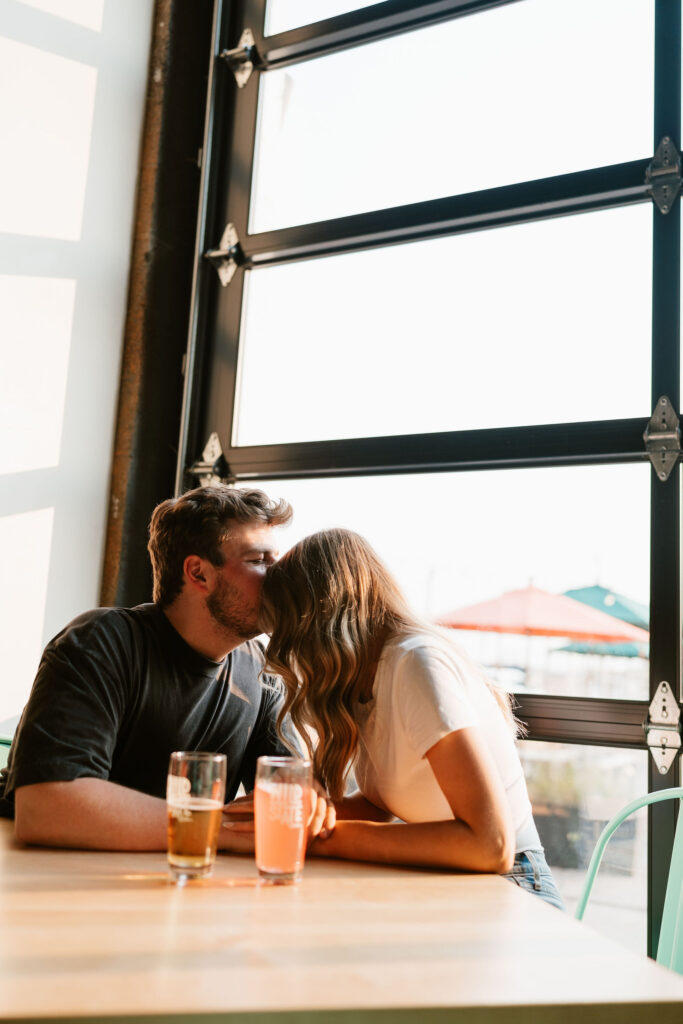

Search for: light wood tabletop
xmin=1 ymin=818 xmax=682 ymax=1023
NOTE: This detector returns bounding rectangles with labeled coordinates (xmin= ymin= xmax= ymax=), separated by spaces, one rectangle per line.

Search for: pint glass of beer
xmin=255 ymin=756 xmax=313 ymax=884
xmin=166 ymin=751 xmax=227 ymax=883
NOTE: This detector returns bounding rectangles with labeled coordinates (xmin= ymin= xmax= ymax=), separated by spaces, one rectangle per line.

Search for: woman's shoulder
xmin=376 ymin=631 xmax=482 ymax=737
xmin=385 ymin=628 xmax=458 ymax=657
xmin=382 ymin=629 xmax=469 ymax=679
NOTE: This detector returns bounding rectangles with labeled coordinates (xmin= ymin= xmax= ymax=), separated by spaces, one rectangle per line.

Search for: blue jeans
xmin=503 ymin=848 xmax=565 ymax=911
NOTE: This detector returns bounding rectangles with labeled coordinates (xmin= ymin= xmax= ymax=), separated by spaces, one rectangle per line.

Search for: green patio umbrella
xmin=559 ymin=585 xmax=649 ymax=657
xmin=557 ymin=640 xmax=648 ymax=658
xmin=562 ymin=585 xmax=648 ymax=630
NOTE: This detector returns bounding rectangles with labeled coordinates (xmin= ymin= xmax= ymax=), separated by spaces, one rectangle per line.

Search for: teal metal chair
xmin=575 ymin=787 xmax=683 ymax=974
xmin=0 ymin=735 xmax=11 ymax=772
xmin=0 ymin=719 xmax=16 ymax=772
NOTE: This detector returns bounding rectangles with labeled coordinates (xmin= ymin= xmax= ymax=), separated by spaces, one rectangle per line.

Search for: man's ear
xmin=184 ymin=555 xmax=212 ymax=592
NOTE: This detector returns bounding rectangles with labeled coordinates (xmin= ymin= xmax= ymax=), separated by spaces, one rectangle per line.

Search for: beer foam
xmin=167 ymin=798 xmax=223 ymax=810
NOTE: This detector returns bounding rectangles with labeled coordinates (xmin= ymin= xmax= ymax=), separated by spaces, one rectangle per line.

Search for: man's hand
xmin=218 ymin=783 xmax=336 ymax=854
xmin=218 ymin=792 xmax=255 ymax=853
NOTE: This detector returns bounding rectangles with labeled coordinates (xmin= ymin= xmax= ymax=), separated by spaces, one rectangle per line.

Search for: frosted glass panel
xmin=260 ymin=464 xmax=650 ymax=701
xmin=0 ymin=509 xmax=54 ymax=720
xmin=521 ymin=743 xmax=648 ymax=955
xmin=266 ymin=1 xmax=381 ymax=35
xmin=0 ymin=37 xmax=97 ymax=239
xmin=236 ymin=204 xmax=651 ymax=445
xmin=0 ymin=276 xmax=76 ymax=474
xmin=251 ymin=0 xmax=653 ymax=232
xmin=14 ymin=0 xmax=105 ymax=30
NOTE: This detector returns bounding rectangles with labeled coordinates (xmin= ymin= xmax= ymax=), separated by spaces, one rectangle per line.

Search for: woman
xmin=261 ymin=528 xmax=564 ymax=909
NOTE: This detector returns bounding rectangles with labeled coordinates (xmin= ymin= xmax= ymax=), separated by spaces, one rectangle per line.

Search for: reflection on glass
xmin=236 ymin=204 xmax=651 ymax=446
xmin=258 ymin=464 xmax=649 ymax=701
xmin=13 ymin=0 xmax=105 ymax=31
xmin=520 ymin=741 xmax=647 ymax=955
xmin=0 ymin=37 xmax=97 ymax=239
xmin=0 ymin=276 xmax=76 ymax=474
xmin=0 ymin=509 xmax=54 ymax=721
xmin=251 ymin=0 xmax=653 ymax=231
xmin=266 ymin=0 xmax=381 ymax=35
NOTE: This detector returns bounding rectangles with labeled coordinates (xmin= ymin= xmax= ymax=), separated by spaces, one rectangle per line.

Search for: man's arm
xmin=14 ymin=778 xmax=169 ymax=850
xmin=5 ymin=610 xmax=138 ymax=846
xmin=15 ymin=778 xmax=274 ymax=852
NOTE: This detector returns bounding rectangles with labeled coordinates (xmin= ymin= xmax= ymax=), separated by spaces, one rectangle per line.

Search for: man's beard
xmin=206 ymin=574 xmax=259 ymax=641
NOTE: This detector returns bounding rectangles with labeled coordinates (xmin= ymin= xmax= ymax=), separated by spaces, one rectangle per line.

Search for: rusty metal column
xmin=100 ymin=0 xmax=214 ymax=608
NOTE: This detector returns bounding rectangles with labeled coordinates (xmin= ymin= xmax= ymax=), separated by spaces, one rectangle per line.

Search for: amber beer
xmin=166 ymin=751 xmax=227 ymax=883
xmin=167 ymin=798 xmax=223 ymax=875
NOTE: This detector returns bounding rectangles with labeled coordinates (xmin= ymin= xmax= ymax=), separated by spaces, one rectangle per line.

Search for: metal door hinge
xmin=643 ymin=396 xmax=680 ymax=482
xmin=219 ymin=28 xmax=260 ymax=88
xmin=204 ymin=223 xmax=243 ymax=287
xmin=645 ymin=137 xmax=682 ymax=214
xmin=186 ymin=433 xmax=233 ymax=488
xmin=644 ymin=681 xmax=682 ymax=775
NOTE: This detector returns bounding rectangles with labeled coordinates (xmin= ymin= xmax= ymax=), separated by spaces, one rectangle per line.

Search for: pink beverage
xmin=255 ymin=780 xmax=309 ymax=882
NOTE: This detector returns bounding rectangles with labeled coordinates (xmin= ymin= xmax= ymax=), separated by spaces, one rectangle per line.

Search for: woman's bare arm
xmin=333 ymin=791 xmax=394 ymax=822
xmin=309 ymin=726 xmax=516 ymax=873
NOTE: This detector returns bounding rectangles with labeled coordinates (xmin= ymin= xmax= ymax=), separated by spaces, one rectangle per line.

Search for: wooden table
xmin=1 ymin=820 xmax=682 ymax=1023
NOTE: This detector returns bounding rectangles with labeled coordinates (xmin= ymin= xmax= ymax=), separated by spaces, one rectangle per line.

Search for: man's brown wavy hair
xmin=261 ymin=528 xmax=515 ymax=801
xmin=148 ymin=485 xmax=292 ymax=608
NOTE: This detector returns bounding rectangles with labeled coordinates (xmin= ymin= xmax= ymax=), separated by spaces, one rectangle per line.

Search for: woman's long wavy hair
xmin=261 ymin=528 xmax=516 ymax=800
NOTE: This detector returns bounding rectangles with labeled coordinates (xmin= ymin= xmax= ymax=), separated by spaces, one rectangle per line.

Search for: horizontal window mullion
xmin=516 ymin=695 xmax=652 ymax=747
xmin=234 ymin=161 xmax=651 ymax=269
xmin=220 ymin=417 xmax=651 ymax=480
xmin=256 ymin=0 xmax=525 ymax=70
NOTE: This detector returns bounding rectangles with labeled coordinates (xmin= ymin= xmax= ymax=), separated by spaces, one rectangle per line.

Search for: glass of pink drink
xmin=255 ymin=756 xmax=313 ymax=884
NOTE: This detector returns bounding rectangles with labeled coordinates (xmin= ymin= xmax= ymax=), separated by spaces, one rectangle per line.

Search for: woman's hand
xmin=307 ymin=782 xmax=336 ymax=840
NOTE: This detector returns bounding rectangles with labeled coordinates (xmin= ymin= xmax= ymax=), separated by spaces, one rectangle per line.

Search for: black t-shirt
xmin=0 ymin=603 xmax=292 ymax=816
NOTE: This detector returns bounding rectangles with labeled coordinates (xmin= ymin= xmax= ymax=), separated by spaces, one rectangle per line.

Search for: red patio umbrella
xmin=437 ymin=585 xmax=650 ymax=644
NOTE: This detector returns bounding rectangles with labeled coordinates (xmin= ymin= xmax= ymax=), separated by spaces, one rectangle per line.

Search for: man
xmin=0 ymin=485 xmax=332 ymax=849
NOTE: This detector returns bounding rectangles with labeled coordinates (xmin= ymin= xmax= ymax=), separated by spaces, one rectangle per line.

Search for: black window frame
xmin=177 ymin=0 xmax=682 ymax=957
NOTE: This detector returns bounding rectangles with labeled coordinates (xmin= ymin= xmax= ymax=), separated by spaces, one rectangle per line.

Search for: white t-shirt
xmin=353 ymin=631 xmax=539 ymax=853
